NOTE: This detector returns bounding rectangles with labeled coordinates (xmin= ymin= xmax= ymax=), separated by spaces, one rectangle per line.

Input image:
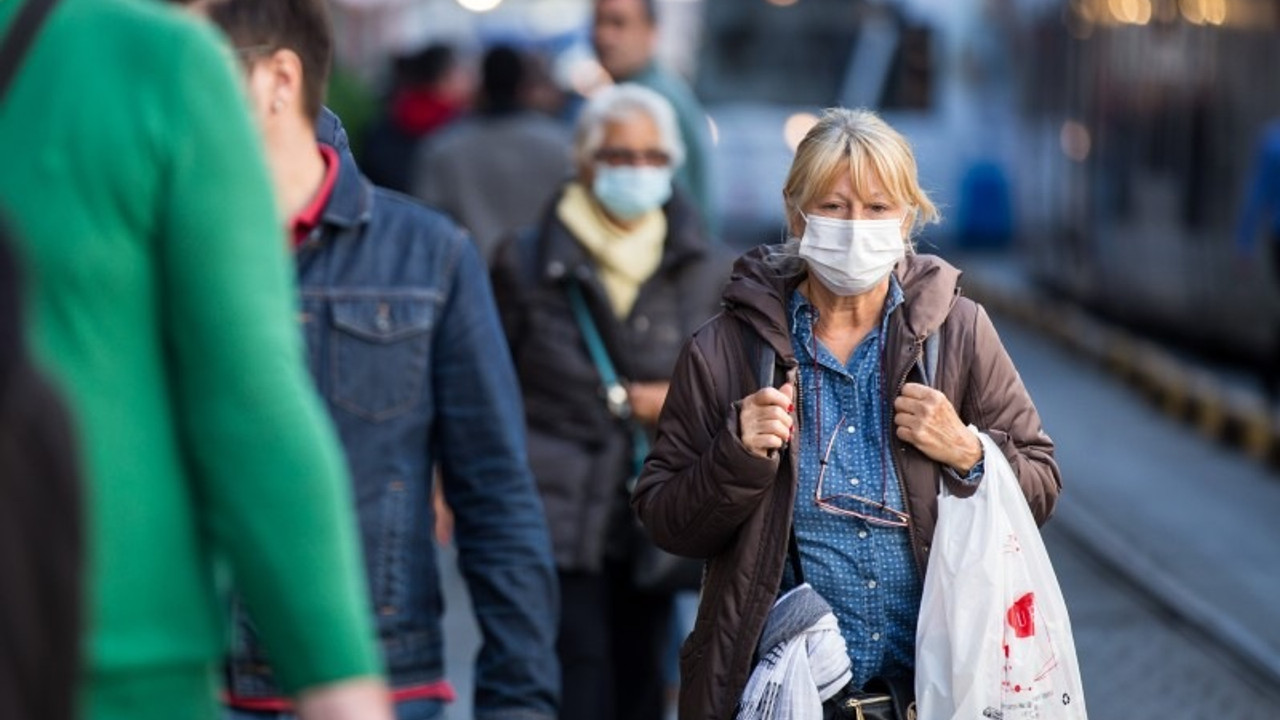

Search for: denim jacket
xmin=225 ymin=116 xmax=559 ymax=719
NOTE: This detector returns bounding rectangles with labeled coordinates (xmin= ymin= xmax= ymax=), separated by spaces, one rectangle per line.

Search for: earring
xmin=271 ymin=98 xmax=284 ymax=113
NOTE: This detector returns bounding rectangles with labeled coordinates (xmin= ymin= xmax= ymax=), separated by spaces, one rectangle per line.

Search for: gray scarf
xmin=737 ymin=583 xmax=853 ymax=720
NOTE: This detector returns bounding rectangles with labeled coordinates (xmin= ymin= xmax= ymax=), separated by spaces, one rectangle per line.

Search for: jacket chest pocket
xmin=330 ymin=297 xmax=435 ymax=422
xmin=625 ymin=294 xmax=685 ymax=375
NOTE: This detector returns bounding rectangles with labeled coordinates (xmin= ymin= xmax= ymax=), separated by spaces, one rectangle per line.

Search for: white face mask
xmin=798 ymin=214 xmax=906 ymax=296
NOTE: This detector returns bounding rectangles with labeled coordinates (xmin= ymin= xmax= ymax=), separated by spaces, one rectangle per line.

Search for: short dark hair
xmin=394 ymin=43 xmax=457 ymax=88
xmin=204 ymin=0 xmax=334 ymax=120
xmin=597 ymin=0 xmax=657 ymax=23
xmin=481 ymin=45 xmax=524 ymax=107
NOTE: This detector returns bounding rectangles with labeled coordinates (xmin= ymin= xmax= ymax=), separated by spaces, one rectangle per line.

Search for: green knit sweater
xmin=0 ymin=0 xmax=380 ymax=715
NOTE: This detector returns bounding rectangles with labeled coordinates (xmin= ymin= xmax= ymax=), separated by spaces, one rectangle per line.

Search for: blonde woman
xmin=632 ymin=108 xmax=1063 ymax=720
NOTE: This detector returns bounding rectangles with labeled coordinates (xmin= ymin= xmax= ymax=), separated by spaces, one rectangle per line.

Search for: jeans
xmin=224 ymin=698 xmax=443 ymax=720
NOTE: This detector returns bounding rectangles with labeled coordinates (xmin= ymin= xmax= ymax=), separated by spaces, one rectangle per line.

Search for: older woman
xmin=491 ymin=84 xmax=729 ymax=720
xmin=632 ymin=108 xmax=1062 ymax=720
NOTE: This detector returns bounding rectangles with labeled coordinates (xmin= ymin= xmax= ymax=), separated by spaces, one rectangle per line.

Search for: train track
xmin=1044 ymin=504 xmax=1280 ymax=712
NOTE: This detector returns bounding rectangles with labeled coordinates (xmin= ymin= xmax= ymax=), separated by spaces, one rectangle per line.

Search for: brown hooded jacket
xmin=632 ymin=247 xmax=1061 ymax=720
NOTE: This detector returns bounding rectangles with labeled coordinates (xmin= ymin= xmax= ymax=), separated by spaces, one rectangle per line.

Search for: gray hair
xmin=572 ymin=83 xmax=686 ymax=172
xmin=594 ymin=0 xmax=658 ymax=23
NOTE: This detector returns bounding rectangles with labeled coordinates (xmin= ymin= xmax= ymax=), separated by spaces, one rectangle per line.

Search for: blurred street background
xmin=327 ymin=0 xmax=1280 ymax=716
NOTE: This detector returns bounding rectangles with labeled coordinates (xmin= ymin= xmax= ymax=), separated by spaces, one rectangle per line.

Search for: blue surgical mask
xmin=592 ymin=164 xmax=673 ymax=221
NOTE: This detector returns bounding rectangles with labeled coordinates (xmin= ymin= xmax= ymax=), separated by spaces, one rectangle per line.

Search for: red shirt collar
xmin=291 ymin=144 xmax=340 ymax=247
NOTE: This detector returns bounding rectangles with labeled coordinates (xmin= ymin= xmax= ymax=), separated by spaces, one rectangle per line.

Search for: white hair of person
xmin=573 ymin=83 xmax=686 ymax=173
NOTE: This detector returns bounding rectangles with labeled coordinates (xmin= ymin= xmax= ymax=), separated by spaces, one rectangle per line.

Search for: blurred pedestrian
xmin=0 ymin=218 xmax=82 ymax=720
xmin=0 ymin=1 xmax=390 ymax=719
xmin=593 ymin=0 xmax=716 ymax=236
xmin=491 ymin=83 xmax=730 ymax=720
xmin=415 ymin=44 xmax=572 ymax=263
xmin=362 ymin=43 xmax=472 ymax=193
xmin=193 ymin=3 xmax=561 ymax=720
xmin=523 ymin=49 xmax=571 ymax=121
xmin=632 ymin=108 xmax=1062 ymax=720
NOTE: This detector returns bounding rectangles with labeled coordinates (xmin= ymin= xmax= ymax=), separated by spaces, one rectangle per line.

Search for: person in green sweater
xmin=0 ymin=2 xmax=393 ymax=719
xmin=186 ymin=2 xmax=561 ymax=719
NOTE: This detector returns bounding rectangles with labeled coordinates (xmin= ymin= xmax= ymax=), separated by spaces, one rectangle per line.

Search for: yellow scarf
xmin=557 ymin=181 xmax=666 ymax=319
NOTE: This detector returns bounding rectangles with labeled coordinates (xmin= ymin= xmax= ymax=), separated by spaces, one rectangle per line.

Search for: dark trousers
xmin=557 ymin=562 xmax=675 ymax=720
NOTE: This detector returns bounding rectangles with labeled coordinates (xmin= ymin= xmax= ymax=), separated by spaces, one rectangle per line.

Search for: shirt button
xmin=846 ymin=426 xmax=857 ymax=434
xmin=849 ymin=477 xmax=860 ymax=486
xmin=871 ymin=632 xmax=881 ymax=641
xmin=868 ymin=580 xmax=877 ymax=589
xmin=858 ymin=531 xmax=868 ymax=539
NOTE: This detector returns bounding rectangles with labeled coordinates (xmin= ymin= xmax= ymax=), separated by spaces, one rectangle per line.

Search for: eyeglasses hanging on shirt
xmin=800 ymin=304 xmax=910 ymax=530
xmin=812 ymin=412 xmax=910 ymax=529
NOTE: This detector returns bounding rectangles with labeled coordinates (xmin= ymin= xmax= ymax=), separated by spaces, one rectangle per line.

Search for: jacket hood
xmin=721 ymin=245 xmax=963 ymax=360
xmin=720 ymin=246 xmax=803 ymax=362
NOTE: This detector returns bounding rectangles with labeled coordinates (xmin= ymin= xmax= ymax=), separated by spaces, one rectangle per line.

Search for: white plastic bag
xmin=915 ymin=429 xmax=1087 ymax=720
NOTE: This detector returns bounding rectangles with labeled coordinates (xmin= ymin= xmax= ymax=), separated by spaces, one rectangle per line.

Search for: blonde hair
xmin=782 ymin=108 xmax=940 ymax=245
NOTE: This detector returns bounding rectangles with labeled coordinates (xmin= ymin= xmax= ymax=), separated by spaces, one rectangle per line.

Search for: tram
xmin=1023 ymin=0 xmax=1280 ymax=368
xmin=697 ymin=0 xmax=1280 ymax=372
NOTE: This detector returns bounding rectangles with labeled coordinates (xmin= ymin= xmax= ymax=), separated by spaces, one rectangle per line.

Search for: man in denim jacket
xmin=192 ymin=2 xmax=560 ymax=718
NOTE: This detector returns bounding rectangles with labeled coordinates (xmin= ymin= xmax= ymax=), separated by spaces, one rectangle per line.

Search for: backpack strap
xmin=738 ymin=320 xmax=808 ymax=584
xmin=0 ymin=0 xmax=60 ymax=105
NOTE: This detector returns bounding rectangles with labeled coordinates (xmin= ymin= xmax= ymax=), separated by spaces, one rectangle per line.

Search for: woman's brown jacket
xmin=631 ymin=247 xmax=1062 ymax=720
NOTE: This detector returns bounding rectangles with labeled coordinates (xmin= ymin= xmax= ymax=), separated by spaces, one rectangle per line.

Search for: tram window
xmin=695 ymin=1 xmax=933 ymax=112
xmin=696 ymin=0 xmax=860 ymax=107
xmin=879 ymin=24 xmax=933 ymax=111
xmin=1021 ymin=18 xmax=1067 ymax=117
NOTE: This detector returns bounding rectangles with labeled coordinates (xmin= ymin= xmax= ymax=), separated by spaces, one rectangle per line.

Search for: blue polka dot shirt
xmin=780 ymin=278 xmax=922 ymax=687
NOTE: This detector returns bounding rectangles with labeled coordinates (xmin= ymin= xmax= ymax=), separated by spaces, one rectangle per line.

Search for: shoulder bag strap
xmin=565 ymin=278 xmax=650 ymax=478
xmin=0 ymin=0 xmax=60 ymax=105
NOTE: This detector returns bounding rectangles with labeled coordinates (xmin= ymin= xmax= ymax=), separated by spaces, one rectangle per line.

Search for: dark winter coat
xmin=491 ymin=188 xmax=731 ymax=571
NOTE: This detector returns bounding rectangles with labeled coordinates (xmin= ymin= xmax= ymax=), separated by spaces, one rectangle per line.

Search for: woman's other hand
xmin=431 ymin=479 xmax=454 ymax=546
xmin=739 ymin=382 xmax=795 ymax=458
xmin=627 ymin=381 xmax=670 ymax=426
xmin=295 ymin=677 xmax=393 ymax=720
xmin=892 ymin=382 xmax=982 ymax=473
